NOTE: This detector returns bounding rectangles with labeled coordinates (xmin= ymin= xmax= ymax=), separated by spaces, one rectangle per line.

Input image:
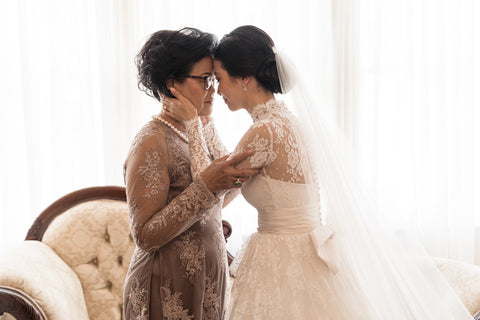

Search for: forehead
xmin=190 ymin=56 xmax=213 ymax=74
xmin=213 ymin=60 xmax=226 ymax=73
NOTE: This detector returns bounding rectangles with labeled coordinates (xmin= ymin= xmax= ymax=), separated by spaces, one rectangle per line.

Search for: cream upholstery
xmin=1 ymin=195 xmax=480 ymax=319
xmin=435 ymin=257 xmax=480 ymax=316
xmin=0 ymin=241 xmax=88 ymax=319
xmin=42 ymin=199 xmax=135 ymax=320
xmin=0 ymin=198 xmax=134 ymax=320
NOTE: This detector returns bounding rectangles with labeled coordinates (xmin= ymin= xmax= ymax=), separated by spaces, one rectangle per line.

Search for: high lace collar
xmin=249 ymin=99 xmax=288 ymax=123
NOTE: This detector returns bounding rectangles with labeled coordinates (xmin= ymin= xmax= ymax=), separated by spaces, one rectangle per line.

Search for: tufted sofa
xmin=0 ymin=186 xmax=233 ymax=320
xmin=1 ymin=187 xmax=480 ymax=319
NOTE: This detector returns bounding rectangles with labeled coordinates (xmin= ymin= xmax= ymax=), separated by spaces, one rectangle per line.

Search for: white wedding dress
xmin=230 ymin=175 xmax=350 ymax=319
xmin=223 ymin=99 xmax=472 ymax=320
xmin=226 ymin=99 xmax=350 ymax=319
xmin=186 ymin=97 xmax=472 ymax=319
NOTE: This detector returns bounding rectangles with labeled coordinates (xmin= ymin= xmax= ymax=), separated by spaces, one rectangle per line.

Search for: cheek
xmin=219 ymin=83 xmax=230 ymax=97
xmin=184 ymin=86 xmax=204 ymax=109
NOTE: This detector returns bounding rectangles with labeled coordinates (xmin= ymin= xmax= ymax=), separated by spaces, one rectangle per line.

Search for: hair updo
xmin=214 ymin=25 xmax=282 ymax=94
xmin=136 ymin=27 xmax=216 ymax=101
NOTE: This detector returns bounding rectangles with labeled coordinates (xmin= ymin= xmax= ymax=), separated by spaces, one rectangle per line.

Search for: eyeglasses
xmin=178 ymin=74 xmax=215 ymax=90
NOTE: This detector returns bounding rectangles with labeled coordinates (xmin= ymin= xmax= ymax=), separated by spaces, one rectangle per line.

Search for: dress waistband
xmin=256 ymin=205 xmax=340 ymax=274
xmin=257 ymin=205 xmax=320 ymax=234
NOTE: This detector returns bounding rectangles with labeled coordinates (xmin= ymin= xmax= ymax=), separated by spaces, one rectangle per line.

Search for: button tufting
xmin=89 ymin=257 xmax=99 ymax=267
xmin=117 ymin=256 xmax=123 ymax=265
xmin=104 ymin=233 xmax=110 ymax=242
xmin=106 ymin=280 xmax=112 ymax=290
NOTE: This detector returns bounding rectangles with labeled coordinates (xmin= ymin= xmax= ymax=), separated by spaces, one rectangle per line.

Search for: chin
xmin=200 ymin=105 xmax=213 ymax=116
xmin=225 ymin=100 xmax=241 ymax=112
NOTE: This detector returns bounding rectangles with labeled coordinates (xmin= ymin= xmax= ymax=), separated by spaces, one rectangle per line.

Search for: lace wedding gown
xmin=183 ymin=98 xmax=472 ymax=320
xmin=221 ymin=99 xmax=349 ymax=319
xmin=186 ymin=98 xmax=472 ymax=320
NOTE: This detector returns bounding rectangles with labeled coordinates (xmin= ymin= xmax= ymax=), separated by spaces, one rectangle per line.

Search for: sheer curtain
xmin=334 ymin=0 xmax=480 ymax=263
xmin=0 ymin=0 xmax=138 ymax=255
xmin=0 ymin=0 xmax=331 ymax=256
xmin=1 ymin=0 xmax=478 ymax=262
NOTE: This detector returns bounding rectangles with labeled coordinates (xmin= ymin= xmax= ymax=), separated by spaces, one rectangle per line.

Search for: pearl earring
xmin=243 ymin=83 xmax=247 ymax=92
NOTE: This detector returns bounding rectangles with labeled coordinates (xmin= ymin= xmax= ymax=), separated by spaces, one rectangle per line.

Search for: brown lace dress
xmin=123 ymin=118 xmax=232 ymax=320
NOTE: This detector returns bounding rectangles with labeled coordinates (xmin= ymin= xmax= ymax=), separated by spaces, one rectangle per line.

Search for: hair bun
xmin=256 ymin=57 xmax=282 ymax=94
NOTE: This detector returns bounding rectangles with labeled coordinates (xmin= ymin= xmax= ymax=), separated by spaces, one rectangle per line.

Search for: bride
xmin=166 ymin=25 xmax=473 ymax=319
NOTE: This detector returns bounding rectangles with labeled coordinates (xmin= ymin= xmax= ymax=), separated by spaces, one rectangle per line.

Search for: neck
xmin=244 ymin=91 xmax=276 ymax=113
xmin=158 ymin=112 xmax=186 ymax=131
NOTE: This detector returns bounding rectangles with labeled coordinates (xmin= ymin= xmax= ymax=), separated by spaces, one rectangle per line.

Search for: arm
xmin=201 ymin=116 xmax=230 ymax=160
xmin=163 ymin=87 xmax=259 ymax=190
xmin=200 ymin=116 xmax=240 ymax=207
xmin=124 ymin=130 xmax=218 ymax=252
xmin=164 ymin=87 xmax=214 ymax=179
xmin=230 ymin=121 xmax=277 ymax=171
xmin=185 ymin=117 xmax=212 ymax=179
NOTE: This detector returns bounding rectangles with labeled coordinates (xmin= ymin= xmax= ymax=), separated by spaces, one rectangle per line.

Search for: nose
xmin=207 ymin=84 xmax=215 ymax=95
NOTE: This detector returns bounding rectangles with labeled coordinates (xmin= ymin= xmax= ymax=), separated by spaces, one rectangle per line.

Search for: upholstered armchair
xmin=0 ymin=186 xmax=480 ymax=319
xmin=0 ymin=186 xmax=232 ymax=320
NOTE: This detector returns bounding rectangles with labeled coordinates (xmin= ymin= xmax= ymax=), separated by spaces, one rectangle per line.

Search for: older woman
xmin=123 ymin=27 xmax=257 ymax=320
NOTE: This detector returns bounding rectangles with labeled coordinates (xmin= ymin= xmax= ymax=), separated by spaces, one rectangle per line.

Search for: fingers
xmin=233 ymin=168 xmax=260 ymax=178
xmin=169 ymin=87 xmax=188 ymax=103
xmin=169 ymin=87 xmax=198 ymax=120
xmin=217 ymin=154 xmax=230 ymax=161
xmin=227 ymin=150 xmax=254 ymax=166
xmin=162 ymin=99 xmax=180 ymax=120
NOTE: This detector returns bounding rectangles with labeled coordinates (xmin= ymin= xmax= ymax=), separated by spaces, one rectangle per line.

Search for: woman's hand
xmin=163 ymin=87 xmax=198 ymax=121
xmin=200 ymin=150 xmax=259 ymax=193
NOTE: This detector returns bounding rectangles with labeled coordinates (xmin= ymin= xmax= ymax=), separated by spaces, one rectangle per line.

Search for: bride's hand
xmin=200 ymin=116 xmax=212 ymax=127
xmin=163 ymin=87 xmax=198 ymax=121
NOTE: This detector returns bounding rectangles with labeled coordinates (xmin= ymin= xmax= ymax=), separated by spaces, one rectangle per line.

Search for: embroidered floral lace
xmin=123 ymin=120 xmax=230 ymax=319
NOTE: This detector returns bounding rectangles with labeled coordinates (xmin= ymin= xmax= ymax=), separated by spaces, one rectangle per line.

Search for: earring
xmin=243 ymin=83 xmax=247 ymax=92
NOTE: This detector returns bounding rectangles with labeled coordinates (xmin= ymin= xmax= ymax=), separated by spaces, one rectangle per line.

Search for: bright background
xmin=0 ymin=0 xmax=478 ymax=263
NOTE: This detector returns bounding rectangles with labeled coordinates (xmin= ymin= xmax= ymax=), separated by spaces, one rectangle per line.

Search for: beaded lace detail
xmin=202 ymin=118 xmax=229 ymax=160
xmin=232 ymin=99 xmax=307 ymax=183
xmin=185 ymin=117 xmax=211 ymax=179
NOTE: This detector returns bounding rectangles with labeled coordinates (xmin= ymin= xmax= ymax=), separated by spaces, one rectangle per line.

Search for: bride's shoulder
xmin=236 ymin=120 xmax=276 ymax=146
xmin=246 ymin=119 xmax=276 ymax=134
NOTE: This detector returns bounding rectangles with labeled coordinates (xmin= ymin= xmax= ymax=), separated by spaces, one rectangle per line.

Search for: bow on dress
xmin=310 ymin=226 xmax=340 ymax=274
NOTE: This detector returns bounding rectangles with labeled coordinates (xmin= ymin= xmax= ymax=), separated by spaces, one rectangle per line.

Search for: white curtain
xmin=334 ymin=0 xmax=480 ymax=263
xmin=1 ymin=0 xmax=478 ymax=263
xmin=0 ymin=0 xmax=144 ymax=254
xmin=0 ymin=0 xmax=332 ymax=256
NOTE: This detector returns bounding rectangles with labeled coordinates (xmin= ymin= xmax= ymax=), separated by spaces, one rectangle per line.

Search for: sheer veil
xmin=273 ymin=47 xmax=473 ymax=319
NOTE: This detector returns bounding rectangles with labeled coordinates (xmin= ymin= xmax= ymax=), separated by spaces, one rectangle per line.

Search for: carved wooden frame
xmin=0 ymin=186 xmax=234 ymax=319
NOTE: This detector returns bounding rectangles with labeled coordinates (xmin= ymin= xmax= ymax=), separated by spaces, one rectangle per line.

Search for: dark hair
xmin=136 ymin=27 xmax=216 ymax=101
xmin=214 ymin=25 xmax=281 ymax=94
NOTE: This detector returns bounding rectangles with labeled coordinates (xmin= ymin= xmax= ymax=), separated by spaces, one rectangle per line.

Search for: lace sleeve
xmin=201 ymin=116 xmax=241 ymax=206
xmin=185 ymin=117 xmax=211 ymax=179
xmin=124 ymin=128 xmax=219 ymax=252
xmin=230 ymin=121 xmax=277 ymax=170
xmin=202 ymin=117 xmax=229 ymax=160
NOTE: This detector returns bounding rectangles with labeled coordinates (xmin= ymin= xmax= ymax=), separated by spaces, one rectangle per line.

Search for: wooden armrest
xmin=0 ymin=287 xmax=45 ymax=320
xmin=0 ymin=241 xmax=88 ymax=319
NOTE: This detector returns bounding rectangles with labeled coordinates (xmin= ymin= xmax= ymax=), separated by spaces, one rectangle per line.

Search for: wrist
xmin=200 ymin=172 xmax=214 ymax=193
xmin=200 ymin=116 xmax=213 ymax=126
xmin=184 ymin=116 xmax=199 ymax=124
